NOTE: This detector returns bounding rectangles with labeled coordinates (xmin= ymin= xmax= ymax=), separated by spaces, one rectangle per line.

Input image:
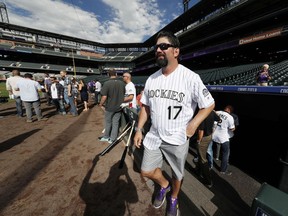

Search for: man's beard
xmin=156 ymin=57 xmax=168 ymax=68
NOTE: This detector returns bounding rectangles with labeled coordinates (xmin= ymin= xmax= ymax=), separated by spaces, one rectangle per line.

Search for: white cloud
xmin=4 ymin=0 xmax=166 ymax=43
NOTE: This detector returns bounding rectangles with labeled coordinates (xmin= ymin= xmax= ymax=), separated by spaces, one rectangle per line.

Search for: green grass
xmin=0 ymin=82 xmax=9 ymax=97
xmin=0 ymin=82 xmax=13 ymax=104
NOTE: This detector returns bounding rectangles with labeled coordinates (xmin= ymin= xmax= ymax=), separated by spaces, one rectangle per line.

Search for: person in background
xmin=59 ymin=70 xmax=78 ymax=117
xmin=209 ymin=106 xmax=235 ymax=175
xmin=94 ymin=79 xmax=102 ymax=105
xmin=122 ymin=72 xmax=137 ymax=109
xmin=133 ymin=31 xmax=215 ymax=216
xmin=213 ymin=105 xmax=239 ymax=162
xmin=224 ymin=105 xmax=239 ymax=165
xmin=71 ymin=77 xmax=79 ymax=110
xmin=6 ymin=69 xmax=24 ymax=117
xmin=88 ymin=80 xmax=95 ymax=94
xmin=256 ymin=64 xmax=271 ymax=86
xmin=136 ymin=90 xmax=144 ymax=112
xmin=98 ymin=70 xmax=125 ymax=144
xmin=78 ymin=79 xmax=89 ymax=111
xmin=15 ymin=73 xmax=48 ymax=123
xmin=44 ymin=73 xmax=52 ymax=105
xmin=48 ymin=76 xmax=66 ymax=115
xmin=196 ymin=110 xmax=221 ymax=188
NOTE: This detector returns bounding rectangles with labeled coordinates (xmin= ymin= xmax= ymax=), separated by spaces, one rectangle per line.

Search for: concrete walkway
xmin=131 ymin=143 xmax=261 ymax=216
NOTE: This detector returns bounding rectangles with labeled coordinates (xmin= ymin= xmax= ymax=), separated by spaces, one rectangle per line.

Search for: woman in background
xmin=256 ymin=64 xmax=271 ymax=86
xmin=78 ymin=79 xmax=89 ymax=111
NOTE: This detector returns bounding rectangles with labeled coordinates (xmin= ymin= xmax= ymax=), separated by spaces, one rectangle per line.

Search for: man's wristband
xmin=135 ymin=127 xmax=144 ymax=132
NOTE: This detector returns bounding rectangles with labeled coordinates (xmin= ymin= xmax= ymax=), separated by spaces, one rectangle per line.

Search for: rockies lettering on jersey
xmin=148 ymin=89 xmax=185 ymax=103
xmin=141 ymin=64 xmax=215 ymax=150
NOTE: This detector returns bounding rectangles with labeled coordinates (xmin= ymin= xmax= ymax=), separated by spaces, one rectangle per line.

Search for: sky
xmin=3 ymin=0 xmax=199 ymax=44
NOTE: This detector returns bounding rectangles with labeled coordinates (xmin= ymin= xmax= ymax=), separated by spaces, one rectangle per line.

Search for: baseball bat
xmin=119 ymin=120 xmax=136 ymax=169
xmin=100 ymin=122 xmax=132 ymax=156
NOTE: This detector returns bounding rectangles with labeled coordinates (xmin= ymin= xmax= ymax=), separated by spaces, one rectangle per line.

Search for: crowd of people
xmin=4 ymin=30 xmax=268 ymax=216
xmin=5 ymin=70 xmax=104 ymax=122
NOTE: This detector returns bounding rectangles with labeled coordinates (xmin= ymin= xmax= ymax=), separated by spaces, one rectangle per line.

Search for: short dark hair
xmin=156 ymin=31 xmax=180 ymax=48
xmin=108 ymin=70 xmax=116 ymax=77
xmin=224 ymin=105 xmax=234 ymax=113
xmin=24 ymin=73 xmax=33 ymax=79
xmin=12 ymin=69 xmax=21 ymax=76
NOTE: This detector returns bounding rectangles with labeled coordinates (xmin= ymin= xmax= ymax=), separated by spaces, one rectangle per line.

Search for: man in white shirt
xmin=122 ymin=72 xmax=137 ymax=109
xmin=6 ymin=69 xmax=25 ymax=117
xmin=212 ymin=109 xmax=235 ymax=175
xmin=94 ymin=79 xmax=102 ymax=105
xmin=16 ymin=73 xmax=48 ymax=123
xmin=133 ymin=31 xmax=215 ymax=216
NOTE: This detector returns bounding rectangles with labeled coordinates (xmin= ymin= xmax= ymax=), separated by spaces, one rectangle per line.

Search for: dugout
xmin=209 ymin=85 xmax=288 ymax=193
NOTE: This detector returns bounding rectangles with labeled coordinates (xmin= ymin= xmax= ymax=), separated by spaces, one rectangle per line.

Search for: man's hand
xmin=134 ymin=131 xmax=143 ymax=149
xmin=186 ymin=124 xmax=197 ymax=138
xmin=120 ymin=103 xmax=128 ymax=108
xmin=99 ymin=104 xmax=105 ymax=111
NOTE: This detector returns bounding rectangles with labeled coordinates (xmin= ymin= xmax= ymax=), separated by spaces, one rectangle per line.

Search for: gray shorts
xmin=141 ymin=139 xmax=189 ymax=181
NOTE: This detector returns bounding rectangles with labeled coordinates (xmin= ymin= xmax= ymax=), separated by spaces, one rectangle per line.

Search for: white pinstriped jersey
xmin=212 ymin=110 xmax=235 ymax=143
xmin=141 ymin=64 xmax=215 ymax=150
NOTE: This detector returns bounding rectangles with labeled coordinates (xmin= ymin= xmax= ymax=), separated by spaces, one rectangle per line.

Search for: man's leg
xmin=15 ymin=96 xmax=23 ymax=117
xmin=110 ymin=111 xmax=122 ymax=141
xmin=216 ymin=143 xmax=221 ymax=160
xmin=198 ymin=136 xmax=213 ymax=185
xmin=220 ymin=141 xmax=230 ymax=173
xmin=68 ymin=96 xmax=78 ymax=116
xmin=142 ymin=168 xmax=170 ymax=189
xmin=58 ymin=99 xmax=66 ymax=114
xmin=207 ymin=141 xmax=214 ymax=168
xmin=140 ymin=146 xmax=170 ymax=209
xmin=23 ymin=101 xmax=32 ymax=121
xmin=171 ymin=178 xmax=182 ymax=198
xmin=32 ymin=100 xmax=43 ymax=120
xmin=52 ymin=99 xmax=60 ymax=112
xmin=102 ymin=111 xmax=112 ymax=139
xmin=94 ymin=91 xmax=99 ymax=105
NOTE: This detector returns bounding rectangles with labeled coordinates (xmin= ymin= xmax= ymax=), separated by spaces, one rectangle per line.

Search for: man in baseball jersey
xmin=122 ymin=72 xmax=137 ymax=109
xmin=133 ymin=31 xmax=215 ymax=216
xmin=211 ymin=108 xmax=235 ymax=175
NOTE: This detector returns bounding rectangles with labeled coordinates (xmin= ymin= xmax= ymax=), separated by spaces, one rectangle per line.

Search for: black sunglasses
xmin=154 ymin=43 xmax=175 ymax=51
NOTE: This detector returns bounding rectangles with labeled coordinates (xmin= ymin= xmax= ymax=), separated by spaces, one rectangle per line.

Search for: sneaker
xmin=99 ymin=137 xmax=109 ymax=142
xmin=26 ymin=119 xmax=33 ymax=123
xmin=220 ymin=170 xmax=232 ymax=175
xmin=108 ymin=138 xmax=114 ymax=144
xmin=167 ymin=197 xmax=180 ymax=216
xmin=38 ymin=117 xmax=48 ymax=121
xmin=153 ymin=185 xmax=171 ymax=209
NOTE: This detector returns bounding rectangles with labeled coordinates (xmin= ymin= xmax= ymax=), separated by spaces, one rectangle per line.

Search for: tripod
xmin=100 ymin=120 xmax=136 ymax=168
